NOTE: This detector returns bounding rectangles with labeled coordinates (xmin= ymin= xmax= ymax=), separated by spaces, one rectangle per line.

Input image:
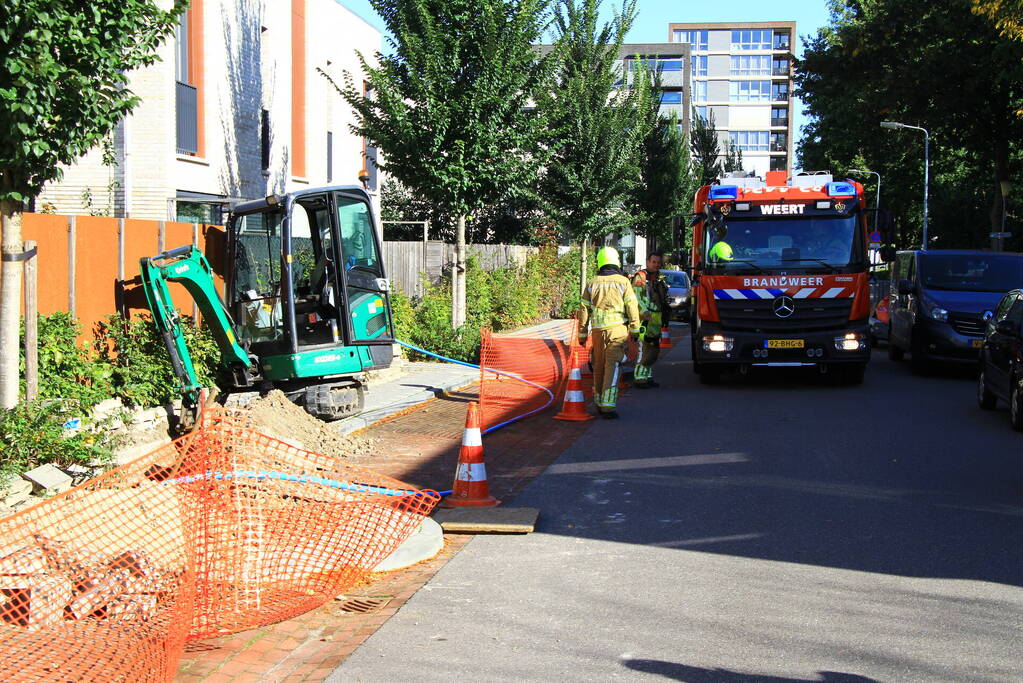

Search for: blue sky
xmin=336 ymin=0 xmax=833 ymax=137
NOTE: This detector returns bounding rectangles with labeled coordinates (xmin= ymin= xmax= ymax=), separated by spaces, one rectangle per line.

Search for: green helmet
xmin=596 ymin=246 xmax=621 ymax=269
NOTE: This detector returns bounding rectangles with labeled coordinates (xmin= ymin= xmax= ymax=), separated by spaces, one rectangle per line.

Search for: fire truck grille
xmin=949 ymin=314 xmax=985 ymax=337
xmin=716 ymin=298 xmax=853 ymax=331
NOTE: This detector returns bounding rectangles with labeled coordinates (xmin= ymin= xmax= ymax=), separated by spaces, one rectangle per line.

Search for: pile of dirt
xmin=245 ymin=390 xmax=375 ymax=459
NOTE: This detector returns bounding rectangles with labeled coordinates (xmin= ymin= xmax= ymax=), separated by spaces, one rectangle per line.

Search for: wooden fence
xmin=11 ymin=213 xmax=538 ymax=338
xmin=17 ymin=213 xmax=226 ymax=340
xmin=382 ymin=241 xmax=538 ymax=297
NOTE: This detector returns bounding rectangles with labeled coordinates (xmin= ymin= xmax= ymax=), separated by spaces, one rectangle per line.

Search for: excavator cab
xmin=141 ymin=186 xmax=394 ymax=428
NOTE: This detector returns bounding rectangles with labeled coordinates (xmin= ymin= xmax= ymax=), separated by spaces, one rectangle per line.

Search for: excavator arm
xmin=139 ymin=245 xmax=254 ymax=416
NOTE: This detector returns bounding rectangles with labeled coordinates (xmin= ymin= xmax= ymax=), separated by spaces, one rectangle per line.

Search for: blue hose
xmin=394 ymin=339 xmax=556 ymax=434
xmin=164 ymin=469 xmax=445 ymax=498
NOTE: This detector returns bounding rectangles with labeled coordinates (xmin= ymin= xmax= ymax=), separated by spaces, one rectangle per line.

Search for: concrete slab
xmin=432 ymin=507 xmax=540 ymax=534
xmin=373 ymin=517 xmax=444 ymax=572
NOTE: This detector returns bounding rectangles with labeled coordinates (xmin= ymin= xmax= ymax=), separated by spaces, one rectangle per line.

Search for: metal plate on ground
xmin=432 ymin=507 xmax=540 ymax=534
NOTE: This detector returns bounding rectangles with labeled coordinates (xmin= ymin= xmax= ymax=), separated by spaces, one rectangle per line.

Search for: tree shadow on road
xmin=622 ymin=660 xmax=880 ymax=683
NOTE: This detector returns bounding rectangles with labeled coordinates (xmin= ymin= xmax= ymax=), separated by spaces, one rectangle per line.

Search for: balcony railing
xmin=773 ymin=67 xmax=790 ymax=76
xmin=771 ymin=142 xmax=788 ymax=152
xmin=771 ymin=117 xmax=789 ymax=127
xmin=176 ymin=81 xmax=198 ymax=155
xmin=772 ymin=90 xmax=790 ymax=101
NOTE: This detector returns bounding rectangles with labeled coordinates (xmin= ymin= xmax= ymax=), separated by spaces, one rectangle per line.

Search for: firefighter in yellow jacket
xmin=631 ymin=251 xmax=671 ymax=389
xmin=578 ymin=246 xmax=641 ymax=419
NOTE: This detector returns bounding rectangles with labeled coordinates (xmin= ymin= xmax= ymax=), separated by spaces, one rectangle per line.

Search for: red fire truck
xmin=688 ymin=170 xmax=872 ymax=384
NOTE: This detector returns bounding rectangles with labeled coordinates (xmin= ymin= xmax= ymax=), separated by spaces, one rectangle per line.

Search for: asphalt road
xmin=332 ymin=331 xmax=1023 ymax=683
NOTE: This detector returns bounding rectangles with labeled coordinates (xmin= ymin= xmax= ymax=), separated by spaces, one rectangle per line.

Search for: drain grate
xmin=335 ymin=597 xmax=389 ymax=614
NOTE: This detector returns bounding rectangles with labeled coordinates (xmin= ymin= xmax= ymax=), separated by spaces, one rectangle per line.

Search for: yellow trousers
xmin=591 ymin=325 xmax=628 ymax=411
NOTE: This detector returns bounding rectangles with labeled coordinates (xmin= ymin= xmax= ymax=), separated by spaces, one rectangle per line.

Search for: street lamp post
xmin=881 ymin=121 xmax=929 ymax=250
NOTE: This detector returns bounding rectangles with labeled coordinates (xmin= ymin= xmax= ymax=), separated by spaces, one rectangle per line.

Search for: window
xmin=772 ymin=83 xmax=790 ymax=100
xmin=730 ymin=55 xmax=770 ymax=76
xmin=694 ymin=105 xmax=708 ymax=121
xmin=694 ymin=81 xmax=707 ymax=102
xmin=774 ymin=32 xmax=791 ymax=50
xmin=336 ymin=194 xmax=390 ymax=341
xmin=630 ymin=58 xmax=682 ymax=71
xmin=175 ymin=13 xmax=189 ymax=83
xmin=770 ymin=156 xmax=788 ymax=172
xmin=773 ymin=58 xmax=790 ymax=75
xmin=326 ymin=131 xmax=333 ymax=183
xmin=1005 ymin=298 xmax=1023 ymax=330
xmin=729 ymin=81 xmax=771 ymax=102
xmin=673 ymin=29 xmax=708 ymax=52
xmin=770 ymin=132 xmax=787 ymax=152
xmin=233 ymin=211 xmax=286 ymax=348
xmin=729 ymin=131 xmax=769 ymax=151
xmin=731 ymin=29 xmax=772 ymax=50
xmin=660 ymin=91 xmax=683 ymax=105
xmin=691 ymin=55 xmax=707 ymax=77
xmin=771 ymin=107 xmax=788 ymax=125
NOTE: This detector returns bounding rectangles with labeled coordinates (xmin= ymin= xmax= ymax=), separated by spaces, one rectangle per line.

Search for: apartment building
xmin=618 ymin=43 xmax=692 ymax=132
xmin=668 ymin=21 xmax=795 ymax=177
xmin=38 ymin=0 xmax=382 ymax=223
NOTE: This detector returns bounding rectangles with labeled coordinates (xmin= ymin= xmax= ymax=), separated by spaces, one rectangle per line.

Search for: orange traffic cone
xmin=445 ymin=402 xmax=499 ymax=507
xmin=555 ymin=348 xmax=593 ymax=422
xmin=659 ymin=325 xmax=673 ymax=349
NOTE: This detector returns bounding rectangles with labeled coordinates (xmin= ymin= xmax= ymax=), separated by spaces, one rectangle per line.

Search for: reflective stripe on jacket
xmin=579 ymin=272 xmax=641 ymax=333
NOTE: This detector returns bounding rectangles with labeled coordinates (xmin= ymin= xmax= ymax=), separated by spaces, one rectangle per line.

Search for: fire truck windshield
xmin=704 ymin=214 xmax=862 ymax=272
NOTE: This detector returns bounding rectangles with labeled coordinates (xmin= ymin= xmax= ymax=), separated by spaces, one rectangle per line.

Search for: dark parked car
xmin=888 ymin=250 xmax=1023 ymax=372
xmin=978 ymin=289 xmax=1023 ymax=430
xmin=661 ymin=269 xmax=690 ymax=321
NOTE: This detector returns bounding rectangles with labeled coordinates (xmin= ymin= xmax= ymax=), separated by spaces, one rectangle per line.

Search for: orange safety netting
xmin=478 ymin=319 xmax=579 ymax=432
xmin=0 ymin=408 xmax=439 ymax=682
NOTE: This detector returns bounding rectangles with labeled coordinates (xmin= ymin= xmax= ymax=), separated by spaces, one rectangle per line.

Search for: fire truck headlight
xmin=703 ymin=335 xmax=734 ymax=353
xmin=834 ymin=332 xmax=866 ymax=351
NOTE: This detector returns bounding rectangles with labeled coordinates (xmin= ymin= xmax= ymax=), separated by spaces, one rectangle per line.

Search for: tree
xmin=634 ymin=114 xmax=694 ymax=249
xmin=723 ymin=141 xmax=743 ymax=174
xmin=539 ymin=0 xmax=653 ymax=293
xmin=381 ymin=178 xmax=543 ymax=245
xmin=0 ymin=0 xmax=185 ymax=408
xmin=972 ymin=0 xmax=1023 ymax=41
xmin=796 ymin=0 xmax=1023 ymax=251
xmin=690 ymin=109 xmax=723 ymax=186
xmin=328 ymin=0 xmax=554 ymax=329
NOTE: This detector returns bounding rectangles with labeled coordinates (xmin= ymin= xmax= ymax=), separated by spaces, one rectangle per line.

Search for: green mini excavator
xmin=140 ymin=186 xmax=395 ymax=430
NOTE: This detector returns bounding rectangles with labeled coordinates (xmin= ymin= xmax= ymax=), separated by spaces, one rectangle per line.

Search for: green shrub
xmin=20 ymin=312 xmax=114 ymax=409
xmin=0 ymin=400 xmax=125 ymax=487
xmin=97 ymin=313 xmax=221 ymax=408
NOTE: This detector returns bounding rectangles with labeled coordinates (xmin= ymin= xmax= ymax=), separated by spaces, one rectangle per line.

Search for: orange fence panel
xmin=0 ymin=408 xmax=438 ymax=681
xmin=477 ymin=319 xmax=578 ymax=432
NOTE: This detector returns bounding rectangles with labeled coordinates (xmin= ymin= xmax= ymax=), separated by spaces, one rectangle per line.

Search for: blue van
xmin=887 ymin=250 xmax=1023 ymax=372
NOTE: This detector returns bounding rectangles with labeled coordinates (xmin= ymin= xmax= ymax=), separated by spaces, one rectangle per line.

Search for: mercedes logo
xmin=773 ymin=296 xmax=795 ymax=318
xmin=983 ymin=310 xmax=994 ymax=321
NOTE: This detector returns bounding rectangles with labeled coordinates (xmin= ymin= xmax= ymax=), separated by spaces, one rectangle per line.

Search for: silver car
xmin=661 ymin=269 xmax=690 ymax=321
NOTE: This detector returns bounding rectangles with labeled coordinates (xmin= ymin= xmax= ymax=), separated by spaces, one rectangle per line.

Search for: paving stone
xmin=1 ymin=479 xmax=32 ymax=507
xmin=22 ymin=463 xmax=72 ymax=496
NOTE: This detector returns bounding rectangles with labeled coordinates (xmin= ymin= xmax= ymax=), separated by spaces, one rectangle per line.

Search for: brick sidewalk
xmin=176 ymin=385 xmax=593 ymax=682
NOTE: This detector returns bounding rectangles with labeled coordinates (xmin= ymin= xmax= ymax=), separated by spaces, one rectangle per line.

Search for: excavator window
xmin=336 ymin=194 xmax=392 ymax=342
xmin=233 ymin=211 xmax=285 ymax=349
xmin=293 ymin=195 xmax=342 ymax=347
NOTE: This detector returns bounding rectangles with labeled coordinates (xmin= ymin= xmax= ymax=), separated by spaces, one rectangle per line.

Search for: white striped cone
xmin=555 ymin=348 xmax=594 ymax=422
xmin=659 ymin=325 xmax=673 ymax=349
xmin=446 ymin=402 xmax=499 ymax=507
